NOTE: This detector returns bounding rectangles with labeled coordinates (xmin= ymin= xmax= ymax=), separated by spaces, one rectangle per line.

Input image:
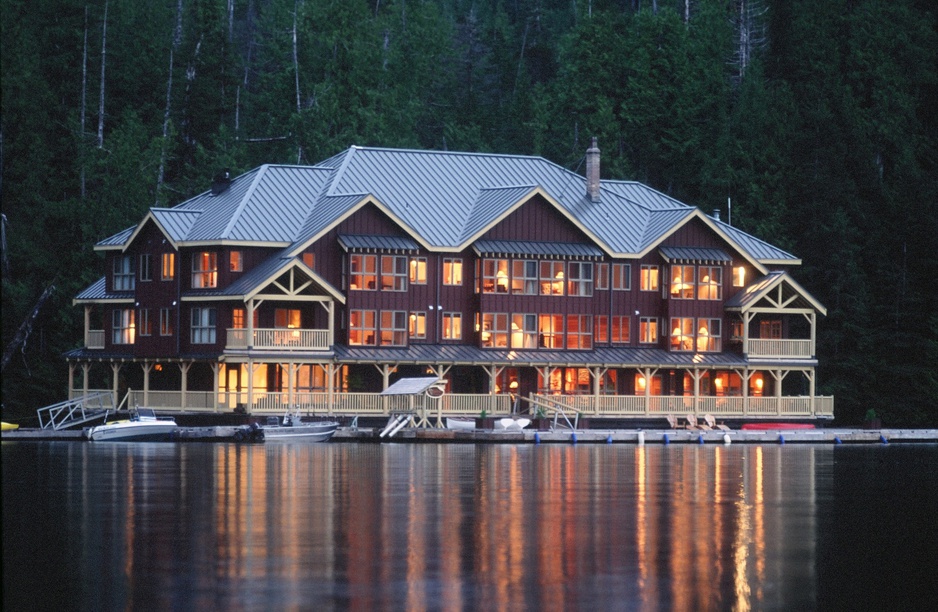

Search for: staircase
xmin=36 ymin=392 xmax=113 ymax=430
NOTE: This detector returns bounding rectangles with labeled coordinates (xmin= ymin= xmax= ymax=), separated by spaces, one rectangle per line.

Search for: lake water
xmin=3 ymin=441 xmax=936 ymax=611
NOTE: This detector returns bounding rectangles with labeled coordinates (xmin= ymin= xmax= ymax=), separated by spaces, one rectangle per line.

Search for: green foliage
xmin=1 ymin=0 xmax=936 ymax=425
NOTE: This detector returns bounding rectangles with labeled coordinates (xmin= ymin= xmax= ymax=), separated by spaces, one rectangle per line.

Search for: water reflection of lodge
xmin=67 ymin=142 xmax=831 ymax=424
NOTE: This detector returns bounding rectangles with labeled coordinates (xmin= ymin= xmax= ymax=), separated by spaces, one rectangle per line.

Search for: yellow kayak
xmin=1 ymin=422 xmax=20 ymax=431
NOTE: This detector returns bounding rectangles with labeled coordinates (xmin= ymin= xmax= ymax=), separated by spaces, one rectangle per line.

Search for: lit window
xmin=409 ymin=312 xmax=426 ymax=339
xmin=595 ymin=263 xmax=609 ymax=290
xmin=192 ymin=252 xmax=218 ymax=289
xmin=567 ymin=262 xmax=593 ymax=297
xmin=349 ymin=310 xmax=377 ymax=345
xmin=275 ymin=309 xmax=301 ymax=329
xmin=760 ymin=320 xmax=782 ymax=339
xmin=538 ymin=314 xmax=564 ymax=348
xmin=443 ymin=258 xmax=463 ymax=286
xmin=670 ymin=265 xmax=694 ymax=299
xmin=113 ymin=256 xmax=135 ymax=291
xmin=640 ymin=265 xmax=659 ymax=291
xmin=697 ymin=266 xmax=723 ymax=300
xmin=302 ymin=252 xmax=315 ymax=269
xmin=510 ymin=313 xmax=537 ymax=348
xmin=380 ymin=311 xmax=407 ymax=346
xmin=350 ymin=254 xmax=377 ymax=290
xmin=539 ymin=261 xmax=564 ymax=295
xmin=380 ymin=255 xmax=407 ymax=291
xmin=670 ymin=317 xmax=694 ymax=351
xmin=140 ymin=254 xmax=152 ymax=282
xmin=161 ymin=253 xmax=176 ymax=281
xmin=190 ymin=307 xmax=217 ymax=344
xmin=511 ymin=260 xmax=537 ymax=295
xmin=610 ymin=315 xmax=630 ymax=344
xmin=231 ymin=308 xmax=257 ymax=329
xmin=160 ymin=308 xmax=173 ymax=336
xmin=696 ymin=318 xmax=722 ymax=352
xmin=230 ymin=251 xmax=242 ymax=272
xmin=139 ymin=309 xmax=152 ymax=336
xmin=112 ymin=309 xmax=135 ymax=344
xmin=566 ymin=315 xmax=592 ymax=350
xmin=733 ymin=266 xmax=746 ymax=287
xmin=596 ymin=315 xmax=608 ymax=343
xmin=639 ymin=317 xmax=658 ymax=344
xmin=480 ymin=313 xmax=509 ymax=348
xmin=409 ymin=258 xmax=427 ymax=284
xmin=482 ymin=259 xmax=510 ymax=294
xmin=442 ymin=312 xmax=462 ymax=339
xmin=612 ymin=263 xmax=630 ymax=291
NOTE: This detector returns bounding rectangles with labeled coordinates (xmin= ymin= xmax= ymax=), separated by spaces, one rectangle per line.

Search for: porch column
xmin=741 ymin=368 xmax=751 ymax=416
xmin=111 ymin=362 xmax=122 ymax=406
xmin=68 ymin=362 xmax=75 ymax=400
xmin=287 ymin=361 xmax=297 ymax=410
xmin=326 ymin=363 xmax=335 ymax=416
xmin=82 ymin=362 xmax=91 ymax=398
xmin=643 ymin=368 xmax=656 ymax=416
xmin=327 ymin=301 xmax=335 ymax=347
xmin=691 ymin=368 xmax=703 ymax=417
xmin=246 ymin=299 xmax=255 ymax=349
xmin=179 ymin=361 xmax=191 ymax=410
xmin=247 ymin=358 xmax=254 ymax=412
xmin=211 ymin=362 xmax=220 ymax=413
xmin=743 ymin=312 xmax=754 ymax=355
xmin=592 ymin=367 xmax=607 ymax=416
xmin=142 ymin=362 xmax=153 ymax=407
xmin=84 ymin=306 xmax=91 ymax=348
xmin=809 ymin=311 xmax=817 ymax=357
xmin=806 ymin=369 xmax=816 ymax=416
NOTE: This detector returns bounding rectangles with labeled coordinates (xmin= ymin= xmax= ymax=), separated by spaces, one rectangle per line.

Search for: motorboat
xmin=87 ymin=408 xmax=177 ymax=441
xmin=261 ymin=412 xmax=339 ymax=442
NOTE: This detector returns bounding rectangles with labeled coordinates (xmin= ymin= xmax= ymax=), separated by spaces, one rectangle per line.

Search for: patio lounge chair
xmin=666 ymin=414 xmax=680 ymax=429
xmin=687 ymin=414 xmax=710 ymax=430
xmin=704 ymin=413 xmax=731 ymax=431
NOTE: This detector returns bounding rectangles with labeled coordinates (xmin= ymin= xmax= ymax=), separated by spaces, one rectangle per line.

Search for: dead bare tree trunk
xmin=293 ymin=0 xmax=303 ymax=163
xmin=80 ymin=5 xmax=88 ymax=197
xmin=155 ymin=0 xmax=184 ymax=206
xmin=2 ymin=286 xmax=55 ymax=373
xmin=97 ymin=0 xmax=108 ymax=148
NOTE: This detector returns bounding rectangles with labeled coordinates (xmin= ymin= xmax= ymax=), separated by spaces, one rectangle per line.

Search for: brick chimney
xmin=586 ymin=137 xmax=600 ymax=202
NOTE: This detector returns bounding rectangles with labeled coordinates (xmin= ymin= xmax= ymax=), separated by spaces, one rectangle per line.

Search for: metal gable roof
xmin=659 ymin=246 xmax=732 ymax=264
xmin=96 ymin=226 xmax=135 ymax=248
xmin=151 ymin=208 xmax=202 ymax=241
xmin=459 ymin=185 xmax=537 ymax=242
xmin=473 ymin=240 xmax=604 ymax=259
xmin=725 ymin=270 xmax=826 ymax=314
xmin=713 ymin=219 xmax=798 ymax=263
xmin=338 ymin=234 xmax=420 ymax=252
xmin=73 ymin=277 xmax=133 ymax=302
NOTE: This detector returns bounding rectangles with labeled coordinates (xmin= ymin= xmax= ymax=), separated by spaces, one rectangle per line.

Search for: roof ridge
xmin=219 ymin=164 xmax=270 ymax=239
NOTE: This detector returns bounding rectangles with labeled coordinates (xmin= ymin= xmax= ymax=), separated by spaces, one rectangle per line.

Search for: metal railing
xmin=85 ymin=330 xmax=105 ymax=349
xmin=37 ymin=392 xmax=113 ymax=430
xmin=746 ymin=339 xmax=812 ymax=358
xmin=531 ymin=393 xmax=833 ymax=419
xmin=226 ymin=328 xmax=330 ymax=351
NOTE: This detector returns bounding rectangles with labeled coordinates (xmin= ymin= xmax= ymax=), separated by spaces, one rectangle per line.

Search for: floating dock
xmin=3 ymin=426 xmax=937 ymax=444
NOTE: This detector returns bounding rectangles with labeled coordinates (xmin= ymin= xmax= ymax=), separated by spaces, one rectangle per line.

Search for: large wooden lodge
xmin=67 ymin=141 xmax=832 ymax=423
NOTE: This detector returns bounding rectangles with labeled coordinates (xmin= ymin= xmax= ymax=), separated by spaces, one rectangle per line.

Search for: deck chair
xmin=704 ymin=413 xmax=730 ymax=431
xmin=687 ymin=414 xmax=709 ymax=430
xmin=666 ymin=414 xmax=680 ymax=429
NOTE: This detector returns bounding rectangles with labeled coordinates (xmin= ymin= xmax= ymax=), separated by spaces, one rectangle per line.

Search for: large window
xmin=696 ymin=318 xmax=722 ymax=352
xmin=113 ymin=256 xmax=134 ymax=291
xmin=670 ymin=317 xmax=721 ymax=352
xmin=349 ymin=310 xmax=377 ymax=345
xmin=192 ymin=252 xmax=218 ymax=289
xmin=566 ymin=315 xmax=592 ymax=350
xmin=639 ymin=317 xmax=658 ymax=344
xmin=112 ymin=309 xmax=135 ymax=344
xmin=733 ymin=265 xmax=746 ymax=287
xmin=380 ymin=311 xmax=407 ymax=346
xmin=409 ymin=312 xmax=426 ymax=339
xmin=140 ymin=254 xmax=152 ymax=282
xmin=480 ymin=313 xmax=509 ymax=348
xmin=670 ymin=317 xmax=695 ymax=351
xmin=567 ymin=262 xmax=593 ymax=297
xmin=442 ymin=312 xmax=462 ymax=339
xmin=539 ymin=261 xmax=564 ymax=295
xmin=350 ymin=254 xmax=377 ymax=290
xmin=640 ymin=265 xmax=659 ymax=291
xmin=380 ymin=255 xmax=407 ymax=291
xmin=481 ymin=259 xmax=510 ymax=293
xmin=538 ymin=314 xmax=564 ymax=348
xmin=161 ymin=253 xmax=175 ymax=281
xmin=160 ymin=308 xmax=173 ymax=336
xmin=232 ymin=308 xmax=258 ymax=330
xmin=191 ymin=307 xmax=217 ymax=344
xmin=275 ymin=308 xmax=301 ymax=329
xmin=510 ymin=313 xmax=537 ymax=349
xmin=511 ymin=260 xmax=538 ymax=295
xmin=443 ymin=258 xmax=463 ymax=285
xmin=409 ymin=258 xmax=427 ymax=284
xmin=697 ymin=266 xmax=723 ymax=300
xmin=760 ymin=320 xmax=782 ymax=339
xmin=670 ymin=265 xmax=694 ymax=299
xmin=612 ymin=263 xmax=630 ymax=291
xmin=610 ymin=315 xmax=630 ymax=344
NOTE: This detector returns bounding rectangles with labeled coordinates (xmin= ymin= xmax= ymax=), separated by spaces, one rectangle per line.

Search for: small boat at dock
xmin=261 ymin=412 xmax=338 ymax=442
xmin=87 ymin=408 xmax=177 ymax=441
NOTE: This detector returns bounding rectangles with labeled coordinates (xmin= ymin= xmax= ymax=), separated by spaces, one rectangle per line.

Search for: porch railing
xmin=85 ymin=330 xmax=105 ymax=349
xmin=531 ymin=394 xmax=833 ymax=419
xmin=746 ymin=339 xmax=813 ymax=358
xmin=226 ymin=328 xmax=330 ymax=351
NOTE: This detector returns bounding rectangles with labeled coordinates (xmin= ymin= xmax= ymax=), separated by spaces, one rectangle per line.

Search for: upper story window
xmin=232 ymin=308 xmax=259 ymax=330
xmin=275 ymin=308 xmax=301 ymax=329
xmin=350 ymin=254 xmax=377 ymax=290
xmin=511 ymin=313 xmax=537 ymax=349
xmin=612 ymin=263 xmax=630 ymax=291
xmin=610 ymin=315 xmax=630 ymax=344
xmin=380 ymin=311 xmax=407 ymax=346
xmin=671 ymin=317 xmax=721 ymax=352
xmin=567 ymin=262 xmax=593 ymax=297
xmin=230 ymin=251 xmax=243 ymax=272
xmin=139 ymin=254 xmax=152 ymax=282
xmin=138 ymin=309 xmax=152 ymax=336
xmin=639 ymin=317 xmax=658 ymax=344
xmin=160 ymin=308 xmax=173 ymax=336
xmin=482 ymin=259 xmax=510 ymax=293
xmin=349 ymin=310 xmax=377 ymax=345
xmin=191 ymin=307 xmax=217 ymax=344
xmin=670 ymin=265 xmax=694 ymax=299
xmin=443 ymin=258 xmax=463 ymax=286
xmin=442 ymin=312 xmax=462 ymax=339
xmin=539 ymin=261 xmax=564 ymax=295
xmin=409 ymin=258 xmax=427 ymax=284
xmin=640 ymin=265 xmax=659 ymax=291
xmin=595 ymin=263 xmax=609 ymax=290
xmin=538 ymin=314 xmax=564 ymax=348
xmin=112 ymin=309 xmax=135 ymax=344
xmin=670 ymin=317 xmax=695 ymax=351
xmin=733 ymin=266 xmax=746 ymax=287
xmin=302 ymin=252 xmax=315 ymax=269
xmin=566 ymin=315 xmax=593 ymax=350
xmin=696 ymin=318 xmax=722 ymax=352
xmin=192 ymin=252 xmax=218 ymax=289
xmin=113 ymin=256 xmax=134 ymax=291
xmin=760 ymin=320 xmax=782 ymax=339
xmin=409 ymin=312 xmax=426 ymax=339
xmin=161 ymin=253 xmax=175 ymax=281
xmin=380 ymin=255 xmax=407 ymax=291
xmin=697 ymin=266 xmax=723 ymax=300
xmin=511 ymin=260 xmax=537 ymax=295
xmin=480 ymin=313 xmax=509 ymax=348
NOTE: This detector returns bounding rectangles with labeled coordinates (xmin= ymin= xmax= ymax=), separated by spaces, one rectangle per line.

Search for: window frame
xmin=697 ymin=266 xmax=723 ymax=300
xmin=160 ymin=308 xmax=174 ymax=336
xmin=481 ymin=258 xmax=510 ymax=294
xmin=139 ymin=308 xmax=152 ymax=336
xmin=566 ymin=314 xmax=593 ymax=350
xmin=380 ymin=310 xmax=407 ymax=346
xmin=612 ymin=263 xmax=631 ymax=291
xmin=639 ymin=317 xmax=658 ymax=344
xmin=480 ymin=312 xmax=509 ymax=348
xmin=442 ymin=258 xmax=463 ymax=286
xmin=350 ymin=254 xmax=377 ymax=291
xmin=511 ymin=260 xmax=538 ymax=295
xmin=539 ymin=261 xmax=565 ymax=295
xmin=190 ymin=307 xmax=217 ymax=344
xmin=380 ymin=255 xmax=408 ymax=292
xmin=230 ymin=250 xmax=243 ymax=272
xmin=409 ymin=312 xmax=427 ymax=339
xmin=670 ymin=265 xmax=695 ymax=299
xmin=139 ymin=254 xmax=152 ymax=282
xmin=161 ymin=253 xmax=176 ymax=281
xmin=192 ymin=252 xmax=218 ymax=289
xmin=349 ymin=309 xmax=377 ymax=345
xmin=442 ymin=312 xmax=462 ymax=340
xmin=409 ymin=257 xmax=427 ymax=285
xmin=640 ymin=265 xmax=659 ymax=291
xmin=113 ymin=256 xmax=135 ymax=291
xmin=112 ymin=308 xmax=135 ymax=344
xmin=567 ymin=262 xmax=594 ymax=297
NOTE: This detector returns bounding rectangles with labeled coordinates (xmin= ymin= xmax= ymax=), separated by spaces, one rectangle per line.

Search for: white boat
xmin=87 ymin=408 xmax=177 ymax=442
xmin=446 ymin=418 xmax=476 ymax=430
xmin=261 ymin=412 xmax=339 ymax=442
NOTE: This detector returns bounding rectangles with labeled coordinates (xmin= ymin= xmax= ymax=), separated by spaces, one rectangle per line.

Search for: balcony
xmin=226 ymin=328 xmax=331 ymax=351
xmin=746 ymin=338 xmax=813 ymax=359
xmin=85 ymin=330 xmax=105 ymax=349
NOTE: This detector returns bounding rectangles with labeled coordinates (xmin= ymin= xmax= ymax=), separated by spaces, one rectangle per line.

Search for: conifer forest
xmin=2 ymin=0 xmax=936 ymax=425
